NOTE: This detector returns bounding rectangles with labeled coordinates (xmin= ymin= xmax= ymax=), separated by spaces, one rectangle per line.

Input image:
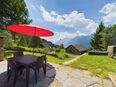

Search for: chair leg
xmin=34 ymin=69 xmax=37 ymax=83
xmin=7 ymin=71 xmax=12 ymax=82
xmin=37 ymin=68 xmax=39 ymax=72
xmin=43 ymin=66 xmax=46 ymax=76
xmin=7 ymin=64 xmax=10 ymax=76
xmin=13 ymin=71 xmax=18 ymax=87
xmin=20 ymin=70 xmax=23 ymax=75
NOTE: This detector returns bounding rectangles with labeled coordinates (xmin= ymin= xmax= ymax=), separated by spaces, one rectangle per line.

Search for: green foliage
xmin=56 ymin=49 xmax=70 ymax=59
xmin=0 ymin=0 xmax=32 ymax=47
xmin=0 ymin=0 xmax=31 ymax=28
xmin=88 ymin=51 xmax=108 ymax=55
xmin=90 ymin=22 xmax=105 ymax=49
xmin=29 ymin=37 xmax=43 ymax=48
xmin=101 ymin=25 xmax=116 ymax=49
xmin=4 ymin=50 xmax=73 ymax=64
xmin=70 ymin=53 xmax=116 ymax=79
xmin=59 ymin=44 xmax=64 ymax=49
xmin=0 ymin=30 xmax=14 ymax=47
xmin=91 ymin=22 xmax=116 ymax=50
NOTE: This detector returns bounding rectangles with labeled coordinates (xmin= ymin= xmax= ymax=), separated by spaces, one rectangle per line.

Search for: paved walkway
xmin=63 ymin=53 xmax=86 ymax=65
xmin=0 ymin=61 xmax=114 ymax=87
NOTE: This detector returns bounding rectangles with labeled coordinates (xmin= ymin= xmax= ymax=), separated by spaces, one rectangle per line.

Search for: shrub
xmin=88 ymin=51 xmax=108 ymax=55
xmin=64 ymin=54 xmax=69 ymax=58
xmin=48 ymin=52 xmax=58 ymax=57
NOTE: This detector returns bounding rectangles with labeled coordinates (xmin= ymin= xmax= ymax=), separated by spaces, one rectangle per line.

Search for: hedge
xmin=88 ymin=51 xmax=108 ymax=55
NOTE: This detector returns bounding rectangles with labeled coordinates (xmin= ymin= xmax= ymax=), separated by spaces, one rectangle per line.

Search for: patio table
xmin=7 ymin=55 xmax=38 ymax=87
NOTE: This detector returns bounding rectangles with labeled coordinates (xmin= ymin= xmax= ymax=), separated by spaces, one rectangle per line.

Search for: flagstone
xmin=63 ymin=78 xmax=86 ymax=87
xmin=80 ymin=77 xmax=97 ymax=86
xmin=89 ymin=84 xmax=101 ymax=87
xmin=103 ymin=79 xmax=114 ymax=87
xmin=0 ymin=61 xmax=114 ymax=87
xmin=55 ymin=70 xmax=69 ymax=83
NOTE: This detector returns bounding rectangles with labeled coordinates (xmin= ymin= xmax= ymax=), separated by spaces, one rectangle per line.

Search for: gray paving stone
xmin=103 ymin=79 xmax=114 ymax=87
xmin=55 ymin=70 xmax=69 ymax=83
xmin=80 ymin=77 xmax=97 ymax=86
xmin=63 ymin=78 xmax=86 ymax=87
xmin=89 ymin=84 xmax=101 ymax=87
xmin=49 ymin=79 xmax=63 ymax=87
xmin=70 ymin=70 xmax=84 ymax=78
xmin=92 ymin=76 xmax=102 ymax=84
xmin=35 ymin=77 xmax=53 ymax=87
xmin=46 ymin=69 xmax=56 ymax=78
xmin=0 ymin=61 xmax=114 ymax=87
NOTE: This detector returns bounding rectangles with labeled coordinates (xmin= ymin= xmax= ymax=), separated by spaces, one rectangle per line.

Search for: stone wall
xmin=107 ymin=46 xmax=116 ymax=57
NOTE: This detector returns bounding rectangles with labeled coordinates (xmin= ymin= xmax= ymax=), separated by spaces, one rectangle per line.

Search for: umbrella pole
xmin=33 ymin=47 xmax=34 ymax=55
xmin=32 ymin=27 xmax=36 ymax=55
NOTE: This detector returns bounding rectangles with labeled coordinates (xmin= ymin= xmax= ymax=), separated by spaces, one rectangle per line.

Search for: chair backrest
xmin=13 ymin=51 xmax=24 ymax=57
xmin=36 ymin=55 xmax=46 ymax=68
xmin=7 ymin=59 xmax=17 ymax=71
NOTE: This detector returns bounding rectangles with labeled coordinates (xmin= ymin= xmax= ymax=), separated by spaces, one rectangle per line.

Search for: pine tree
xmin=90 ymin=22 xmax=105 ymax=50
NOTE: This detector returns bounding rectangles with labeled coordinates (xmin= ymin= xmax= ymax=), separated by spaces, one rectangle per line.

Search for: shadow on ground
xmin=0 ymin=63 xmax=56 ymax=87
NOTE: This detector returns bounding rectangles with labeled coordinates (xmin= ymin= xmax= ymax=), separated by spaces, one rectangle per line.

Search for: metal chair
xmin=7 ymin=59 xmax=25 ymax=87
xmin=7 ymin=51 xmax=24 ymax=75
xmin=13 ymin=51 xmax=24 ymax=57
xmin=31 ymin=55 xmax=47 ymax=82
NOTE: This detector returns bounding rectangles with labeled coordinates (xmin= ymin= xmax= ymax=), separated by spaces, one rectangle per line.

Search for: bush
xmin=64 ymin=54 xmax=69 ymax=58
xmin=48 ymin=52 xmax=58 ymax=57
xmin=57 ymin=49 xmax=69 ymax=59
xmin=88 ymin=51 xmax=108 ymax=55
xmin=4 ymin=47 xmax=25 ymax=51
xmin=55 ymin=49 xmax=60 ymax=52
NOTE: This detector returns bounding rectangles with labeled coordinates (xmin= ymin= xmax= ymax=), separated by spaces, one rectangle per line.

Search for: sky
xmin=24 ymin=0 xmax=116 ymax=43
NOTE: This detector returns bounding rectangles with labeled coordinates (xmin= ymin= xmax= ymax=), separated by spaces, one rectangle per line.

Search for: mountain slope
xmin=64 ymin=35 xmax=93 ymax=48
xmin=55 ymin=38 xmax=71 ymax=45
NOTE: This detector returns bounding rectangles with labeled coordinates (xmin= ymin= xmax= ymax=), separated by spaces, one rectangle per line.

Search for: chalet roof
xmin=71 ymin=44 xmax=87 ymax=52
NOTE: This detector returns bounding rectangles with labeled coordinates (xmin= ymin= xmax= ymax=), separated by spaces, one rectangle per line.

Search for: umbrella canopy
xmin=7 ymin=24 xmax=54 ymax=55
xmin=7 ymin=24 xmax=54 ymax=37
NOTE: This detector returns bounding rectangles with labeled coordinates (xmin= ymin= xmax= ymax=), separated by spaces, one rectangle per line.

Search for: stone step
xmin=109 ymin=74 xmax=116 ymax=87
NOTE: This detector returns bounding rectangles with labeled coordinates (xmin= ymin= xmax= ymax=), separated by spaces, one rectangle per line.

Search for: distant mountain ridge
xmin=42 ymin=39 xmax=59 ymax=48
xmin=56 ymin=35 xmax=93 ymax=48
xmin=55 ymin=38 xmax=71 ymax=45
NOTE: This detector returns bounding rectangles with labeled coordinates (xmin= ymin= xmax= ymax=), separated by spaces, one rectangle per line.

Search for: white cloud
xmin=99 ymin=3 xmax=116 ymax=24
xmin=40 ymin=5 xmax=98 ymax=35
xmin=41 ymin=31 xmax=87 ymax=43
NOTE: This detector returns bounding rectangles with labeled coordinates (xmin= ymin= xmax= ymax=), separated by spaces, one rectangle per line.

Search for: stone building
xmin=107 ymin=45 xmax=116 ymax=57
xmin=66 ymin=44 xmax=87 ymax=55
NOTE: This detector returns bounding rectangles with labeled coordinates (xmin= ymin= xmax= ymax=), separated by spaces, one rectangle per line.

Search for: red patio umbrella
xmin=7 ymin=24 xmax=54 ymax=55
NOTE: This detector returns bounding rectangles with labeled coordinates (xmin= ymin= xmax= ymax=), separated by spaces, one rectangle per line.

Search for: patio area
xmin=0 ymin=61 xmax=114 ymax=87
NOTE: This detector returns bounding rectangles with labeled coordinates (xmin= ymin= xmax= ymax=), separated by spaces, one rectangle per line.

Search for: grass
xmin=4 ymin=50 xmax=73 ymax=64
xmin=70 ymin=53 xmax=116 ymax=79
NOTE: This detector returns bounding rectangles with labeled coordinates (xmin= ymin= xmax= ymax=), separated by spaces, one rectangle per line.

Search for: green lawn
xmin=70 ymin=53 xmax=116 ymax=79
xmin=4 ymin=50 xmax=73 ymax=64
